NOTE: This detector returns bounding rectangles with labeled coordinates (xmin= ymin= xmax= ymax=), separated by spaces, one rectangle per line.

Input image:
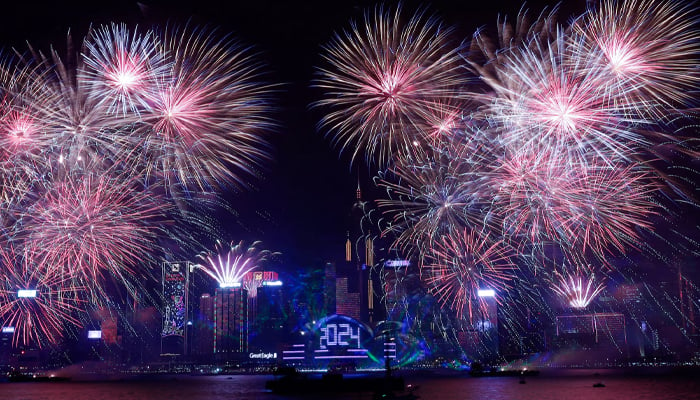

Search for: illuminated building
xmin=251 ymin=279 xmax=285 ymax=354
xmin=343 ymin=183 xmax=379 ymax=326
xmin=214 ymin=286 xmax=248 ymax=356
xmin=555 ymin=312 xmax=628 ymax=361
xmin=195 ymin=293 xmax=214 ymax=356
xmin=459 ymin=290 xmax=500 ymax=362
xmin=161 ymin=261 xmax=191 ymax=356
xmin=324 ymin=262 xmax=336 ymax=315
xmin=242 ymin=270 xmax=279 ymax=323
xmin=336 ymin=277 xmax=360 ymax=320
xmin=0 ymin=326 xmax=12 ymax=369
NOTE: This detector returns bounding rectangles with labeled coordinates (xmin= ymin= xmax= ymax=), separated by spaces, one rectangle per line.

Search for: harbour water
xmin=1 ymin=369 xmax=699 ymax=400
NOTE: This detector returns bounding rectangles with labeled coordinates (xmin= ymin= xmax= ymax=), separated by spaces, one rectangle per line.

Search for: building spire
xmin=345 ymin=230 xmax=352 ymax=262
xmin=356 ymin=178 xmax=362 ymax=201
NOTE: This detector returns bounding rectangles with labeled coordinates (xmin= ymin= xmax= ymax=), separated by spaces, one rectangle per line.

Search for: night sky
xmin=0 ymin=0 xmax=630 ymax=270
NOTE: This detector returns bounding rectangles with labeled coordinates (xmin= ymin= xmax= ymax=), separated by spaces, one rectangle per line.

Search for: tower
xmin=195 ymin=293 xmax=214 ymax=356
xmin=161 ymin=261 xmax=191 ymax=356
xmin=344 ymin=181 xmax=377 ymax=325
xmin=214 ymin=286 xmax=248 ymax=356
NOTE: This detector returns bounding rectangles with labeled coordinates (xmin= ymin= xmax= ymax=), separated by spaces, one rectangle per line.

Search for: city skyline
xmin=0 ymin=0 xmax=698 ymax=369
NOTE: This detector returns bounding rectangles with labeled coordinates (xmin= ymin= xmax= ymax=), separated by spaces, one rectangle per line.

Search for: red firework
xmin=422 ymin=228 xmax=514 ymax=320
xmin=0 ymin=243 xmax=84 ymax=347
xmin=315 ymin=4 xmax=467 ymax=166
xmin=20 ymin=168 xmax=165 ymax=298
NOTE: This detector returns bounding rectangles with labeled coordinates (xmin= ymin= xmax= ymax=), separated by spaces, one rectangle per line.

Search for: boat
xmin=6 ymin=371 xmax=71 ymax=383
xmin=468 ymin=363 xmax=540 ymax=378
xmin=593 ymin=382 xmax=606 ymax=387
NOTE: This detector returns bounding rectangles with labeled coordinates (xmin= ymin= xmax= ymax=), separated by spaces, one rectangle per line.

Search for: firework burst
xmin=422 ymin=228 xmax=515 ymax=320
xmin=315 ymin=5 xmax=467 ymax=166
xmin=138 ymin=25 xmax=274 ymax=191
xmin=0 ymin=243 xmax=84 ymax=347
xmin=571 ymin=0 xmax=700 ymax=114
xmin=551 ymin=264 xmax=606 ymax=309
xmin=19 ymin=168 xmax=165 ymax=298
xmin=196 ymin=240 xmax=274 ymax=288
xmin=81 ymin=23 xmax=169 ymax=117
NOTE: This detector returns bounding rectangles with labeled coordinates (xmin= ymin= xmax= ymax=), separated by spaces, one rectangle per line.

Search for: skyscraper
xmin=195 ymin=293 xmax=214 ymax=356
xmin=214 ymin=287 xmax=248 ymax=356
xmin=161 ymin=261 xmax=191 ymax=356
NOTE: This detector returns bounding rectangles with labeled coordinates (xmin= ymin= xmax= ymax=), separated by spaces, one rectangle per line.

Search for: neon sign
xmin=313 ymin=315 xmax=373 ymax=361
xmin=319 ymin=323 xmax=361 ymax=349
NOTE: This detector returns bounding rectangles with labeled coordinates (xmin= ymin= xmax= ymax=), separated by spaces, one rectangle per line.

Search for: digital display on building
xmin=312 ymin=315 xmax=373 ymax=361
xmin=2 ymin=326 xmax=15 ymax=333
xmin=87 ymin=330 xmax=102 ymax=339
xmin=17 ymin=289 xmax=37 ymax=298
xmin=162 ymin=262 xmax=188 ymax=337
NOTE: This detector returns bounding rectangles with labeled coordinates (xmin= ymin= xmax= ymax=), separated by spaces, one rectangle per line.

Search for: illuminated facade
xmin=161 ymin=261 xmax=191 ymax=356
xmin=195 ymin=293 xmax=214 ymax=356
xmin=252 ymin=280 xmax=285 ymax=352
xmin=214 ymin=287 xmax=248 ymax=355
xmin=336 ymin=277 xmax=360 ymax=320
xmin=343 ymin=183 xmax=378 ymax=326
xmin=555 ymin=312 xmax=628 ymax=360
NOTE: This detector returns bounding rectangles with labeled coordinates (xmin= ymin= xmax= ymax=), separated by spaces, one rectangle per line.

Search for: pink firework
xmin=196 ymin=241 xmax=274 ymax=289
xmin=81 ymin=23 xmax=169 ymax=116
xmin=0 ymin=243 xmax=84 ymax=347
xmin=492 ymin=147 xmax=572 ymax=246
xmin=20 ymin=169 xmax=164 ymax=297
xmin=376 ymin=133 xmax=495 ymax=252
xmin=25 ymin=37 xmax=128 ymax=167
xmin=559 ymin=162 xmax=659 ymax=256
xmin=315 ymin=5 xmax=467 ymax=166
xmin=479 ymin=29 xmax=641 ymax=163
xmin=422 ymin=228 xmax=514 ymax=320
xmin=140 ymin=25 xmax=273 ymax=191
xmin=551 ymin=264 xmax=606 ymax=309
xmin=572 ymin=0 xmax=700 ymax=114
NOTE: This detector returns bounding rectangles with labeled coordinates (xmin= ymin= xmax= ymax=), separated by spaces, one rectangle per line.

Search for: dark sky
xmin=0 ymin=0 xmax=590 ymax=269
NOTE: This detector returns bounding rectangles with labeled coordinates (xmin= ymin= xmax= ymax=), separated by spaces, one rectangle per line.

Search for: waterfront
xmin=1 ymin=370 xmax=699 ymax=400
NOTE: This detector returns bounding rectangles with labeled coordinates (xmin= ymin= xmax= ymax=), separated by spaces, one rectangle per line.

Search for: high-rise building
xmin=336 ymin=277 xmax=360 ymax=320
xmin=252 ymin=280 xmax=285 ymax=353
xmin=343 ymin=183 xmax=378 ymax=326
xmin=324 ymin=262 xmax=337 ymax=315
xmin=195 ymin=293 xmax=214 ymax=356
xmin=161 ymin=261 xmax=191 ymax=356
xmin=214 ymin=287 xmax=248 ymax=356
xmin=554 ymin=312 xmax=628 ymax=362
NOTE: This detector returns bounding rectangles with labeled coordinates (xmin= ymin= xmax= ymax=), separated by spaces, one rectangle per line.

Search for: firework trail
xmin=196 ymin=240 xmax=275 ymax=288
xmin=315 ymin=4 xmax=467 ymax=167
xmin=19 ymin=167 xmax=165 ymax=300
xmin=550 ymin=264 xmax=606 ymax=309
xmin=137 ymin=25 xmax=274 ymax=191
xmin=376 ymin=128 xmax=497 ymax=253
xmin=422 ymin=228 xmax=515 ymax=320
xmin=571 ymin=0 xmax=700 ymax=116
xmin=0 ymin=243 xmax=84 ymax=347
